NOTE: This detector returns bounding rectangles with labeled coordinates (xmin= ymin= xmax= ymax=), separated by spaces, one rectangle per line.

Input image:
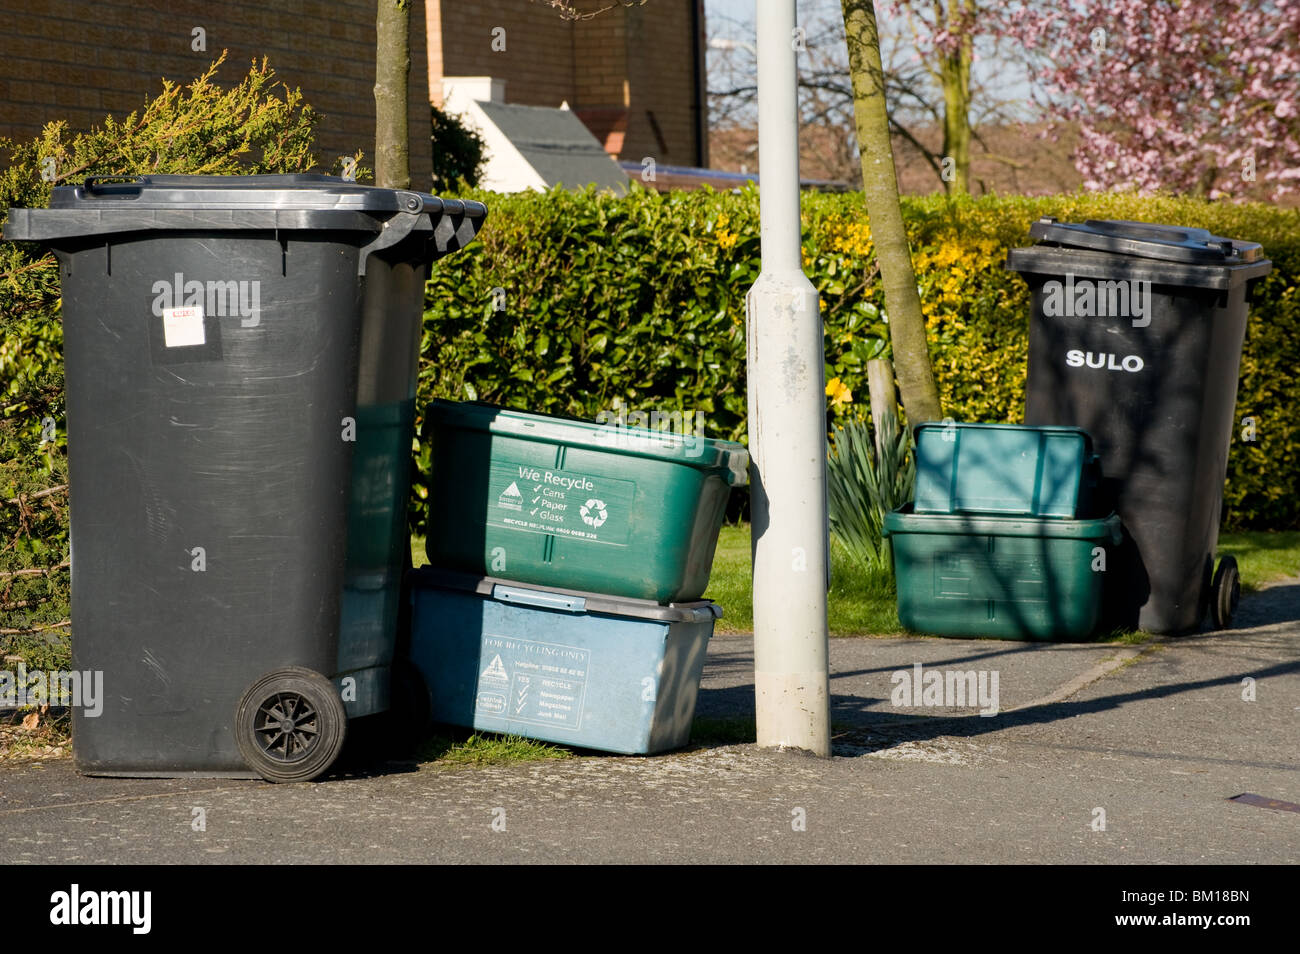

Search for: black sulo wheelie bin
xmin=1008 ymin=219 xmax=1272 ymax=634
xmin=3 ymin=174 xmax=485 ymax=780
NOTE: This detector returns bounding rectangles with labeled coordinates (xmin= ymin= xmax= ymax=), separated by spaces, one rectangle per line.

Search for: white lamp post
xmin=745 ymin=0 xmax=831 ymax=756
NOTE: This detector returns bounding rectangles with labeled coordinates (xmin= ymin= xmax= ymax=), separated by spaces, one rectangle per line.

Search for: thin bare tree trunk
xmin=841 ymin=0 xmax=943 ymax=426
xmin=937 ymin=0 xmax=974 ymax=194
xmin=375 ymin=0 xmax=411 ymax=189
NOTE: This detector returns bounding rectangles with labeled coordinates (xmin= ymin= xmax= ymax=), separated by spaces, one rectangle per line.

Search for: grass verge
xmin=415 ymin=729 xmax=573 ymax=767
xmin=1217 ymin=531 xmax=1300 ymax=592
xmin=707 ymin=523 xmax=903 ymax=636
xmin=411 ymin=535 xmax=429 ymax=568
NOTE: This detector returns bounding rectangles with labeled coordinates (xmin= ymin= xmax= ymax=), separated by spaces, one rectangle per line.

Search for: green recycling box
xmin=913 ymin=422 xmax=1100 ymax=518
xmin=884 ymin=505 xmax=1123 ymax=640
xmin=422 ymin=400 xmax=749 ymax=603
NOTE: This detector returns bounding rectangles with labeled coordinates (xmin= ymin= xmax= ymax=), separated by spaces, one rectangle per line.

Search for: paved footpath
xmin=2 ymin=582 xmax=1297 ymax=864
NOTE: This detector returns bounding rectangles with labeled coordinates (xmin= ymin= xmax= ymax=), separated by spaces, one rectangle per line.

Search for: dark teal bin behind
xmin=914 ymin=422 xmax=1099 ymax=518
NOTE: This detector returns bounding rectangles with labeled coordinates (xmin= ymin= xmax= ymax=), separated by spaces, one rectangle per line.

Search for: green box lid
xmin=426 ymin=400 xmax=750 ymax=486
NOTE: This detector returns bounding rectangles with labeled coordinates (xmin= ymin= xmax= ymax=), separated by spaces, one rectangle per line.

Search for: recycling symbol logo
xmin=580 ymin=498 xmax=609 ymax=528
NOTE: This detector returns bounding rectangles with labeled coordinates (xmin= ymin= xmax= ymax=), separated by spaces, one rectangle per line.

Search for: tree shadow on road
xmin=694 ymin=581 xmax=1300 ymax=758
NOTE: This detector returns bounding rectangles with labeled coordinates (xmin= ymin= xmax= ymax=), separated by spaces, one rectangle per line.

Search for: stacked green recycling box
xmin=420 ymin=400 xmax=749 ymax=603
xmin=883 ymin=423 xmax=1122 ymax=640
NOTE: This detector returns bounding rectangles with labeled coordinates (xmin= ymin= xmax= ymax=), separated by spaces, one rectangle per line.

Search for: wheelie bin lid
xmin=4 ymin=174 xmax=487 ymax=260
xmin=1006 ymin=217 xmax=1272 ymax=289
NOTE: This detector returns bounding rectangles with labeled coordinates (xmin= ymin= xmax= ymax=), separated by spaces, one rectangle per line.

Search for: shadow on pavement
xmin=695 ymin=581 xmax=1300 ymax=757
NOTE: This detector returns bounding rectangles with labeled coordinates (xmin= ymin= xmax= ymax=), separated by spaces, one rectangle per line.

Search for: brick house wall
xmin=428 ymin=0 xmax=706 ymax=168
xmin=623 ymin=4 xmax=705 ymax=167
xmin=431 ymin=0 xmax=578 ymax=113
xmin=0 ymin=0 xmax=433 ymax=187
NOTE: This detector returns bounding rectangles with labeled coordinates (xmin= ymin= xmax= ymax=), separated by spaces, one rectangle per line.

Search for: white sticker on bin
xmin=162 ymin=305 xmax=205 ymax=348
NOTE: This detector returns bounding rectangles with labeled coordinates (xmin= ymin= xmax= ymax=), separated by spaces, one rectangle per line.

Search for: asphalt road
xmin=2 ymin=580 xmax=1297 ymax=864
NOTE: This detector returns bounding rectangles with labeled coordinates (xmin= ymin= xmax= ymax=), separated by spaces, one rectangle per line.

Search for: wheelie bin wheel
xmin=236 ymin=667 xmax=347 ymax=782
xmin=1210 ymin=555 xmax=1241 ymax=630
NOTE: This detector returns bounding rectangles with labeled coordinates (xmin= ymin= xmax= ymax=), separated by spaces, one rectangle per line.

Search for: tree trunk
xmin=937 ymin=0 xmax=973 ymax=194
xmin=374 ymin=0 xmax=411 ymax=189
xmin=840 ymin=0 xmax=943 ymax=426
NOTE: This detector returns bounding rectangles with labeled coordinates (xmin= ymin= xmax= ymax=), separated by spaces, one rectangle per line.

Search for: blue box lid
xmin=410 ymin=567 xmax=722 ymax=623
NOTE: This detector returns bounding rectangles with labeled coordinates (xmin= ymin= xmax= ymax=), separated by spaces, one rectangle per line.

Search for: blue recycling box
xmin=406 ymin=568 xmax=719 ymax=754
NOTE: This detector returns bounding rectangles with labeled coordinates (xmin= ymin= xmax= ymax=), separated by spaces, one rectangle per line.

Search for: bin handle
xmin=356 ymin=191 xmax=426 ymax=276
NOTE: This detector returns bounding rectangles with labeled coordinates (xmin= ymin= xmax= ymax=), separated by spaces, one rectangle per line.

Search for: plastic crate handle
xmin=492 ymin=585 xmax=587 ymax=614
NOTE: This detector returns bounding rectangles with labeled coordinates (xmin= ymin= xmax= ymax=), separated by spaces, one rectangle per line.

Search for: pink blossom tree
xmin=1019 ymin=0 xmax=1300 ymax=201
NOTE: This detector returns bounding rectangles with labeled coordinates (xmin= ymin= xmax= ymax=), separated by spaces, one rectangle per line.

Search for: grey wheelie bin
xmin=3 ymin=174 xmax=485 ymax=780
xmin=1008 ymin=219 xmax=1272 ymax=634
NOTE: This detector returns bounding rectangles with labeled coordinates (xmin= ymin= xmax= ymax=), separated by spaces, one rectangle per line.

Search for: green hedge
xmin=416 ymin=186 xmax=1300 ymax=532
